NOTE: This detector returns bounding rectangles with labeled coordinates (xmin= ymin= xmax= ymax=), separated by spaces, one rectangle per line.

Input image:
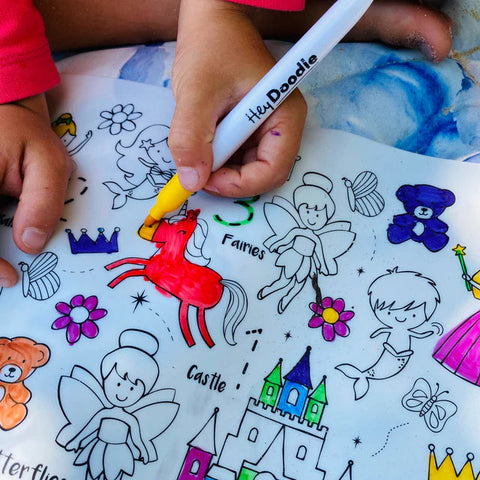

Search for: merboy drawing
xmin=258 ymin=172 xmax=355 ymax=313
xmin=56 ymin=329 xmax=179 ymax=480
xmin=336 ymin=268 xmax=441 ymax=400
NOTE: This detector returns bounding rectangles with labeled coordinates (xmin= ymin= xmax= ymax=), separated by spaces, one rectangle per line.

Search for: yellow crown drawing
xmin=429 ymin=445 xmax=479 ymax=480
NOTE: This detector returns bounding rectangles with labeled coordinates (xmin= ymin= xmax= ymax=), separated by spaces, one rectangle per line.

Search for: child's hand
xmin=169 ymin=0 xmax=452 ymax=199
xmin=0 ymin=93 xmax=73 ymax=287
xmin=169 ymin=0 xmax=307 ymax=198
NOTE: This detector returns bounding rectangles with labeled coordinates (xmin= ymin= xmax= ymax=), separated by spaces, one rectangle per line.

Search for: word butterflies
xmin=401 ymin=377 xmax=457 ymax=433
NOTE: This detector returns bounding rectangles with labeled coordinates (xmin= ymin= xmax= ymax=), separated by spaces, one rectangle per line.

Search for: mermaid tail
xmin=335 ymin=364 xmax=370 ymax=400
xmin=336 ymin=343 xmax=413 ymax=400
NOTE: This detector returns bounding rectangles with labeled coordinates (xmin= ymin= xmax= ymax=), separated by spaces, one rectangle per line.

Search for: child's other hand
xmin=0 ymin=93 xmax=73 ymax=287
xmin=169 ymin=0 xmax=307 ymax=198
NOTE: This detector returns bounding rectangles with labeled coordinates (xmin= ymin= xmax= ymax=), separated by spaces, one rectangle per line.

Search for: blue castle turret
xmin=277 ymin=346 xmax=312 ymax=419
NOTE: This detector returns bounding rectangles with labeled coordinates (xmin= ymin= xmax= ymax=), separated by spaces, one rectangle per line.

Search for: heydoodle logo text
xmin=244 ymin=55 xmax=318 ymax=124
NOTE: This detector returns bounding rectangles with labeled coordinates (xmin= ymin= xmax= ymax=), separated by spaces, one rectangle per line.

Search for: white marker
xmin=211 ymin=0 xmax=374 ymax=169
xmin=145 ymin=0 xmax=374 ymax=224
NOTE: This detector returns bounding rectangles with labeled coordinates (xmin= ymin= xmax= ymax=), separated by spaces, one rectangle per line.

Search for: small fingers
xmin=352 ymin=2 xmax=453 ymax=62
xmin=0 ymin=258 xmax=19 ymax=288
xmin=204 ymin=89 xmax=307 ymax=197
xmin=13 ymin=132 xmax=73 ymax=254
xmin=168 ymin=66 xmax=222 ymax=192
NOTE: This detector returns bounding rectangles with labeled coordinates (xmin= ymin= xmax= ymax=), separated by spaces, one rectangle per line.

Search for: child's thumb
xmin=168 ymin=85 xmax=218 ymax=193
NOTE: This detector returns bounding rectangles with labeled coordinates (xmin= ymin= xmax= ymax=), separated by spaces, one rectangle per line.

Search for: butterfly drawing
xmin=343 ymin=171 xmax=385 ymax=217
xmin=19 ymin=251 xmax=61 ymax=300
xmin=401 ymin=377 xmax=457 ymax=433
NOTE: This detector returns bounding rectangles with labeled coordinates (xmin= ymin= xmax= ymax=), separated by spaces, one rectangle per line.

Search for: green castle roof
xmin=310 ymin=375 xmax=328 ymax=404
xmin=264 ymin=358 xmax=283 ymax=385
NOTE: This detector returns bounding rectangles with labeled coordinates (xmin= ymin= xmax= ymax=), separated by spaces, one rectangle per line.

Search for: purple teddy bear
xmin=387 ymin=184 xmax=455 ymax=252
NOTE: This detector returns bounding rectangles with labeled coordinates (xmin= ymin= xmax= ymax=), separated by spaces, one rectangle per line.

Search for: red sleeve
xmin=225 ymin=0 xmax=305 ymax=11
xmin=0 ymin=0 xmax=60 ymax=103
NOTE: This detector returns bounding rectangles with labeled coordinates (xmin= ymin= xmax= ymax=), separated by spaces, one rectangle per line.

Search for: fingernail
xmin=418 ymin=41 xmax=438 ymax=63
xmin=177 ymin=167 xmax=200 ymax=191
xmin=22 ymin=227 xmax=48 ymax=251
xmin=204 ymin=185 xmax=220 ymax=194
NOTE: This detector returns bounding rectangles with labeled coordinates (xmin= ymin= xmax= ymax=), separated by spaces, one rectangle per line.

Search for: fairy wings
xmin=56 ymin=365 xmax=179 ymax=463
xmin=263 ymin=195 xmax=356 ymax=276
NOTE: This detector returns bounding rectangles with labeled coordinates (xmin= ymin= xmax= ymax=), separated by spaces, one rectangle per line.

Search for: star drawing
xmin=131 ymin=290 xmax=149 ymax=312
xmin=140 ymin=139 xmax=155 ymax=150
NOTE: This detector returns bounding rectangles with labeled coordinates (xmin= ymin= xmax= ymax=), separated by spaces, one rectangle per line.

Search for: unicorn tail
xmin=221 ymin=279 xmax=248 ymax=346
xmin=335 ymin=363 xmax=370 ymax=400
xmin=103 ymin=181 xmax=128 ymax=209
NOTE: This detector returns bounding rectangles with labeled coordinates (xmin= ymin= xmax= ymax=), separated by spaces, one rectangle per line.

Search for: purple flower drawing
xmin=52 ymin=295 xmax=107 ymax=345
xmin=308 ymin=297 xmax=354 ymax=341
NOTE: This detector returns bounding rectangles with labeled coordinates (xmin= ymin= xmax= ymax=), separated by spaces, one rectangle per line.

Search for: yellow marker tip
xmin=144 ymin=214 xmax=161 ymax=227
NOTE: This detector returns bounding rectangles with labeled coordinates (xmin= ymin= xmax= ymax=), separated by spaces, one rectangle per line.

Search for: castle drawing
xmin=177 ymin=346 xmax=353 ymax=480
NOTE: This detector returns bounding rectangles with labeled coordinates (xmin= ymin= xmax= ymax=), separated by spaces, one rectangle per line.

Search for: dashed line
xmin=370 ymin=233 xmax=377 ymax=261
xmin=62 ymin=268 xmax=96 ymax=273
xmin=371 ymin=423 xmax=409 ymax=457
xmin=148 ymin=307 xmax=174 ymax=342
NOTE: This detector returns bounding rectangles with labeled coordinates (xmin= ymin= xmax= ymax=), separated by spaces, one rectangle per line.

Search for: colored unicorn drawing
xmin=105 ymin=210 xmax=248 ymax=348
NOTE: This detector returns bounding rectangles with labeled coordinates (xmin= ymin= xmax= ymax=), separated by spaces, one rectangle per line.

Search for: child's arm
xmin=0 ymin=0 xmax=72 ymax=287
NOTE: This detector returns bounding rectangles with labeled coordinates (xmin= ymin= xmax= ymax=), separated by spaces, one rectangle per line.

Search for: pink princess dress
xmin=433 ymin=310 xmax=480 ymax=385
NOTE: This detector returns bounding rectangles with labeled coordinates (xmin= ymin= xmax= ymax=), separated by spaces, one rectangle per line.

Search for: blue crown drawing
xmin=66 ymin=227 xmax=120 ymax=254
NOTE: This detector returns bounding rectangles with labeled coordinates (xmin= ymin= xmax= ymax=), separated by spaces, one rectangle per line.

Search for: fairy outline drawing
xmin=56 ymin=329 xmax=179 ymax=480
xmin=258 ymin=172 xmax=356 ymax=313
xmin=336 ymin=268 xmax=442 ymax=400
xmin=103 ymin=124 xmax=176 ymax=209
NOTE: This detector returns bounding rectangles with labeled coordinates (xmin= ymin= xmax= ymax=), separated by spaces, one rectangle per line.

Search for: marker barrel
xmin=211 ymin=0 xmax=373 ymax=171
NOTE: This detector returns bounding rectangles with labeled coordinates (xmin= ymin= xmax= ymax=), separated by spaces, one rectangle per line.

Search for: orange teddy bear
xmin=0 ymin=337 xmax=50 ymax=430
